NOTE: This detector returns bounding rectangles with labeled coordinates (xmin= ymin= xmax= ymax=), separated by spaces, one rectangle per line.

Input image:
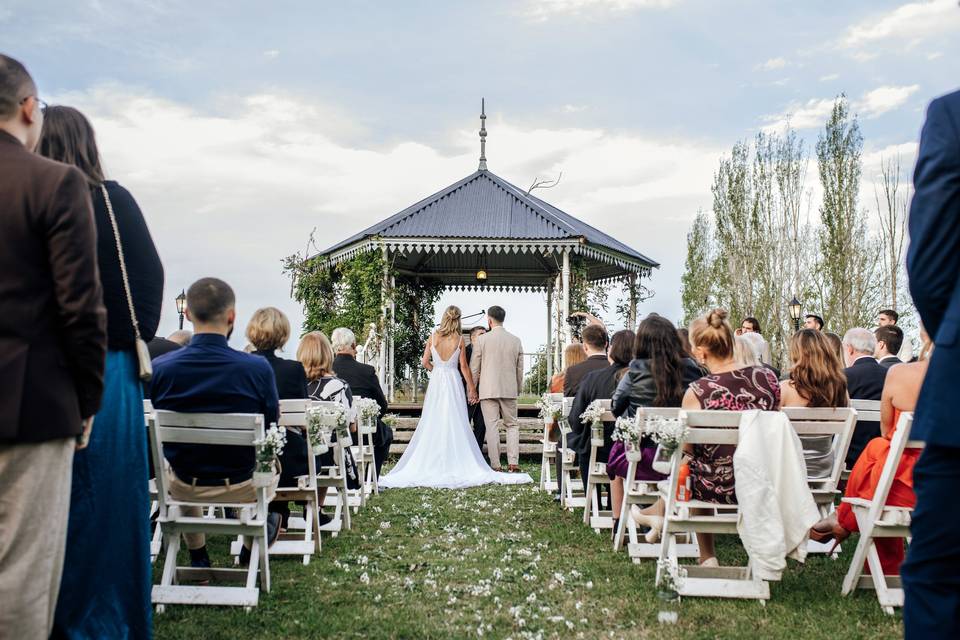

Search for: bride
xmin=379 ymin=306 xmax=532 ymax=489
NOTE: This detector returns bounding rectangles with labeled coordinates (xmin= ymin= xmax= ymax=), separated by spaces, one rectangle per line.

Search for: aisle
xmin=154 ymin=463 xmax=903 ymax=640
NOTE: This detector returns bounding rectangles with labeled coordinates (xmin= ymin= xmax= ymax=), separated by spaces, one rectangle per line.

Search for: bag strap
xmin=100 ymin=184 xmax=142 ymax=342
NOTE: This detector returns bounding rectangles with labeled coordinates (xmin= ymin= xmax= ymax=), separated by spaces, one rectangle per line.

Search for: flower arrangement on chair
xmin=612 ymin=415 xmax=645 ymax=461
xmin=306 ymin=403 xmax=347 ymax=454
xmin=354 ymin=398 xmax=381 ymax=435
xmin=579 ymin=400 xmax=607 ymax=442
xmin=537 ymin=394 xmax=563 ymax=442
xmin=645 ymin=414 xmax=689 ymax=475
xmin=252 ymin=425 xmax=287 ymax=486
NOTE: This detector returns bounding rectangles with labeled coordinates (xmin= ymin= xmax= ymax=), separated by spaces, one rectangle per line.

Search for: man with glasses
xmin=0 ymin=55 xmax=106 ymax=639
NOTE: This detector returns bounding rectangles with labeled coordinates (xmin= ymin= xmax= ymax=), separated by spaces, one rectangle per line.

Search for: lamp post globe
xmin=175 ymin=289 xmax=187 ymax=330
xmin=788 ymin=296 xmax=802 ymax=332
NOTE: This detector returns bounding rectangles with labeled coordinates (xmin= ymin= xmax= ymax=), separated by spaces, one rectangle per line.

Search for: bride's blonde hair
xmin=437 ymin=305 xmax=462 ymax=338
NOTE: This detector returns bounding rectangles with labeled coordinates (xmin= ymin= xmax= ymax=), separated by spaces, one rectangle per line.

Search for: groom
xmin=470 ymin=306 xmax=524 ymax=472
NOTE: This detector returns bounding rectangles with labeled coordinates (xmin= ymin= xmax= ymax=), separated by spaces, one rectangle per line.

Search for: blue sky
xmin=5 ymin=0 xmax=959 ymax=352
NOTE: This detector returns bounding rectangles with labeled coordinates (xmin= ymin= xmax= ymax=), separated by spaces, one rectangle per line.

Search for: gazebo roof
xmin=314 ymin=169 xmax=658 ymax=290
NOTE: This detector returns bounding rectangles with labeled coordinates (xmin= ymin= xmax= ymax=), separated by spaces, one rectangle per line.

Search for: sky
xmin=5 ymin=0 xmax=959 ymax=354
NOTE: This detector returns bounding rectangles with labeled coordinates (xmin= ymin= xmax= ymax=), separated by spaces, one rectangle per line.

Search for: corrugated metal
xmin=318 ymin=169 xmax=658 ymax=268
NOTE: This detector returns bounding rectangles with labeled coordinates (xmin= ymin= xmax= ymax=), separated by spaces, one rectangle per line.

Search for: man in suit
xmin=465 ymin=326 xmax=487 ymax=448
xmin=804 ymin=314 xmax=825 ymax=331
xmin=841 ymin=328 xmax=888 ymax=467
xmin=877 ymin=309 xmax=914 ymax=362
xmin=563 ymin=324 xmax=609 ymax=397
xmin=902 ymin=88 xmax=960 ymax=639
xmin=874 ymin=325 xmax=904 ymax=369
xmin=150 ymin=278 xmax=282 ymax=568
xmin=470 ymin=306 xmax=524 ymax=472
xmin=0 ymin=55 xmax=107 ymax=639
xmin=331 ymin=327 xmax=393 ymax=477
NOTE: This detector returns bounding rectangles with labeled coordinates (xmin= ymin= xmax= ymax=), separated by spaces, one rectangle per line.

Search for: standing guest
xmin=780 ymin=329 xmax=849 ymax=479
xmin=150 ymin=278 xmax=282 ymax=569
xmin=811 ymin=335 xmax=932 ymax=575
xmin=466 ymin=326 xmax=488 ymax=447
xmin=609 ymin=316 xmax=702 ymax=535
xmin=331 ymin=327 xmax=393 ymax=477
xmin=567 ymin=330 xmax=635 ymax=521
xmin=740 ymin=317 xmax=761 ymax=334
xmin=878 ymin=309 xmax=914 ymax=362
xmin=842 ymin=328 xmax=888 ymax=467
xmin=39 ymin=105 xmax=162 ymax=640
xmin=246 ymin=307 xmax=308 ymax=526
xmin=902 ymin=87 xmax=960 ymax=639
xmin=0 ymin=55 xmax=106 ymax=640
xmin=823 ymin=331 xmax=845 ymax=364
xmin=563 ymin=324 xmax=609 ymax=397
xmin=804 ymin=314 xmax=825 ymax=331
xmin=634 ymin=309 xmax=781 ymax=565
xmin=875 ymin=325 xmax=905 ymax=369
xmin=298 ymin=330 xmax=358 ymax=523
xmin=550 ymin=343 xmax=587 ymax=393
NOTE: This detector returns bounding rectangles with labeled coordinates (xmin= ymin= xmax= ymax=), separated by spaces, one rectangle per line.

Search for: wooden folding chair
xmin=612 ymin=408 xmax=698 ymax=562
xmin=149 ymin=410 xmax=273 ymax=611
xmin=559 ymin=397 xmax=585 ymax=510
xmin=783 ymin=406 xmax=858 ymax=557
xmin=230 ymin=399 xmax=321 ymax=565
xmin=655 ymin=410 xmax=768 ymax=601
xmin=841 ymin=412 xmax=922 ymax=614
xmin=539 ymin=393 xmax=563 ymax=493
xmin=582 ymin=400 xmax=614 ymax=532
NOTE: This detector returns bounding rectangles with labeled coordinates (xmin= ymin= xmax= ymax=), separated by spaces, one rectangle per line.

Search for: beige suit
xmin=470 ymin=326 xmax=524 ymax=468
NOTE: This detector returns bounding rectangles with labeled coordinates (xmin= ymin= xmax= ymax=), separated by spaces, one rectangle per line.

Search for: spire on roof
xmin=478 ymin=98 xmax=487 ymax=171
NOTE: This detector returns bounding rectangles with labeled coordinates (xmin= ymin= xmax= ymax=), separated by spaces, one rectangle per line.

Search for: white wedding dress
xmin=379 ymin=341 xmax=533 ymax=489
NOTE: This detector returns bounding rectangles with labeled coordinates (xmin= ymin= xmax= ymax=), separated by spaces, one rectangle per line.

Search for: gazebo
xmin=312 ymin=102 xmax=658 ymax=397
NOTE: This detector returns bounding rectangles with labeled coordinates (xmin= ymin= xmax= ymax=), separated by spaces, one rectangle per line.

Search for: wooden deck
xmin=387 ymin=415 xmax=545 ymax=456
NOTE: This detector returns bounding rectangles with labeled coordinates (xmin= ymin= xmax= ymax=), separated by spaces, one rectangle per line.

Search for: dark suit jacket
xmin=878 ymin=356 xmax=902 ymax=369
xmin=0 ymin=131 xmax=107 ymax=442
xmin=909 ymin=89 xmax=960 ymax=447
xmin=563 ymin=354 xmax=609 ymax=397
xmin=567 ymin=364 xmax=624 ymax=458
xmin=844 ymin=356 xmax=889 ymax=465
xmin=148 ymin=337 xmax=182 ymax=361
xmin=253 ymin=350 xmax=308 ymax=400
xmin=333 ymin=354 xmax=391 ymax=446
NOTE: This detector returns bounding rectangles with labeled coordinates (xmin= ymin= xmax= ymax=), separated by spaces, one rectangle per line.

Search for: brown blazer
xmin=470 ymin=326 xmax=524 ymax=400
xmin=0 ymin=131 xmax=107 ymax=443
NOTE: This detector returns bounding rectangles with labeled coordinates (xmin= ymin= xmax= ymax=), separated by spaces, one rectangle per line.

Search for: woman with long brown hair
xmin=39 ymin=106 xmax=162 ymax=638
xmin=780 ymin=329 xmax=849 ymax=479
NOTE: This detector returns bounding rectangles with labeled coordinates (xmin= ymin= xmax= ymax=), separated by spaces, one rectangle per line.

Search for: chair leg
xmin=613 ymin=492 xmax=631 ymax=551
xmin=842 ymin=515 xmax=872 ymax=596
xmin=582 ymin=477 xmax=594 ymax=524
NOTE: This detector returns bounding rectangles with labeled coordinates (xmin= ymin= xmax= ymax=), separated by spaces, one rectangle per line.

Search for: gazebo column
xmin=545 ymin=282 xmax=553 ymax=386
xmin=627 ymin=273 xmax=638 ymax=330
xmin=389 ymin=274 xmax=396 ymax=402
xmin=561 ymin=248 xmax=571 ymax=366
xmin=379 ymin=244 xmax=390 ymax=395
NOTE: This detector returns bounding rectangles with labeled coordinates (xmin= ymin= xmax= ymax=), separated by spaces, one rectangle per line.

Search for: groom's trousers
xmin=480 ymin=398 xmax=519 ymax=468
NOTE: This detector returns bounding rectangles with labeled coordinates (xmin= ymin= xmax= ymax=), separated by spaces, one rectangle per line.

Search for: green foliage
xmin=681 ymin=210 xmax=715 ymax=326
xmin=523 ymin=345 xmax=549 ymax=396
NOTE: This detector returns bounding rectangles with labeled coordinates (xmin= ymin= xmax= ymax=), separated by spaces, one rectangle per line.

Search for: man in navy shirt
xmin=150 ymin=278 xmax=280 ymax=567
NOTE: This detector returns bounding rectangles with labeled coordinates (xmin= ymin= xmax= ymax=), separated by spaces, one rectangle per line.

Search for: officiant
xmin=464 ymin=326 xmax=487 ymax=447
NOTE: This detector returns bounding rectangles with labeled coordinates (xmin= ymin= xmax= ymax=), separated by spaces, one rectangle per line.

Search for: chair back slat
xmin=867 ymin=412 xmax=922 ymax=525
xmin=153 ymin=410 xmax=264 ymax=429
xmin=850 ymin=399 xmax=881 ymax=423
xmin=785 ymin=406 xmax=858 ymax=489
xmin=157 ymin=427 xmax=259 ymax=446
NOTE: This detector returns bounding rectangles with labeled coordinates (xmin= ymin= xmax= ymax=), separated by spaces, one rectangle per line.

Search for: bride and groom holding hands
xmin=379 ymin=305 xmax=533 ymax=489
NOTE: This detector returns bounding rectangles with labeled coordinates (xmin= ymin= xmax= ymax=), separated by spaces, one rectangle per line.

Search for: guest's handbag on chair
xmin=101 ymin=184 xmax=152 ymax=382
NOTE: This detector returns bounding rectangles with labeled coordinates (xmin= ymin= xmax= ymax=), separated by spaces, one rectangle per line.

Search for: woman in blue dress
xmin=40 ymin=106 xmax=163 ymax=639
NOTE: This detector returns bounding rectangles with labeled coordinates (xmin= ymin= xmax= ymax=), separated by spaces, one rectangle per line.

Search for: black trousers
xmin=902 ymin=444 xmax=960 ymax=639
xmin=374 ymin=427 xmax=393 ymax=477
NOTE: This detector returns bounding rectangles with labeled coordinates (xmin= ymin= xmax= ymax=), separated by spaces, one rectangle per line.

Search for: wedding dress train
xmin=379 ymin=343 xmax=533 ymax=489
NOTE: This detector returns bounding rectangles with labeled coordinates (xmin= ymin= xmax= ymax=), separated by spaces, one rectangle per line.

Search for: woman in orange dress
xmin=810 ymin=335 xmax=932 ymax=574
xmin=549 ymin=343 xmax=587 ymax=392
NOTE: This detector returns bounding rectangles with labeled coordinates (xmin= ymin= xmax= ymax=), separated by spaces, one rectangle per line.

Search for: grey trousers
xmin=0 ymin=437 xmax=75 ymax=639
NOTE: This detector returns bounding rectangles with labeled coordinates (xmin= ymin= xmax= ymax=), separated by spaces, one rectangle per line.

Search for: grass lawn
xmin=154 ymin=461 xmax=904 ymax=639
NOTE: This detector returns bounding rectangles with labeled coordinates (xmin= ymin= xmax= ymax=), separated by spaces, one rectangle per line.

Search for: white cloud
xmin=522 ymin=0 xmax=678 ymax=21
xmin=859 ymin=84 xmax=920 ymax=118
xmin=927 ymin=51 xmax=943 ymax=60
xmin=756 ymin=57 xmax=787 ymax=71
xmin=560 ymin=104 xmax=588 ymax=113
xmin=842 ymin=0 xmax=960 ymax=51
xmin=263 ymin=49 xmax=280 ymax=59
xmin=55 ymin=84 xmax=720 ymax=347
xmin=819 ymin=73 xmax=839 ymax=82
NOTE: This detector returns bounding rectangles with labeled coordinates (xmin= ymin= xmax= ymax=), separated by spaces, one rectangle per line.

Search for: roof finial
xmin=478 ymin=98 xmax=488 ymax=171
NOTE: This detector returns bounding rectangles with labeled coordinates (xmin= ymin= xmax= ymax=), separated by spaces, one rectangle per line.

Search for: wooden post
xmin=628 ymin=273 xmax=638 ymax=330
xmin=561 ymin=248 xmax=571 ymax=366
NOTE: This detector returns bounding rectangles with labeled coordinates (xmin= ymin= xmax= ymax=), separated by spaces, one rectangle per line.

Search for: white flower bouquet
xmin=307 ymin=403 xmax=347 ymax=451
xmin=612 ymin=415 xmax=643 ymax=449
xmin=252 ymin=424 xmax=287 ymax=485
xmin=354 ymin=398 xmax=381 ymax=434
xmin=537 ymin=394 xmax=562 ymax=422
xmin=580 ymin=400 xmax=607 ymax=441
xmin=382 ymin=413 xmax=400 ymax=428
xmin=645 ymin=414 xmax=689 ymax=474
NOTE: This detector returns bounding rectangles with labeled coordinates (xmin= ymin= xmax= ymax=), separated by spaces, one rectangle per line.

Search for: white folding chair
xmin=612 ymin=408 xmax=699 ymax=562
xmin=315 ymin=401 xmax=352 ymax=533
xmin=149 ymin=410 xmax=273 ymax=611
xmin=559 ymin=397 xmax=585 ymax=510
xmin=539 ymin=393 xmax=563 ymax=493
xmin=144 ymin=400 xmax=163 ymax=563
xmin=351 ymin=396 xmax=378 ymax=508
xmin=230 ymin=399 xmax=320 ymax=565
xmin=582 ymin=400 xmax=614 ymax=532
xmin=846 ymin=400 xmax=881 ymax=482
xmin=655 ymin=410 xmax=768 ymax=601
xmin=841 ymin=412 xmax=922 ymax=614
xmin=783 ymin=406 xmax=858 ymax=557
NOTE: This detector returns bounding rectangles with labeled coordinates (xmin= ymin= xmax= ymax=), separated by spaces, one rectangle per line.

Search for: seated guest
xmin=875 ymin=324 xmax=905 ymax=369
xmin=632 ymin=309 xmax=780 ymax=563
xmin=740 ymin=316 xmax=761 ymax=335
xmin=563 ymin=324 xmax=609 ymax=397
xmin=298 ymin=330 xmax=359 ymax=521
xmin=842 ymin=327 xmax=888 ymax=467
xmin=150 ymin=278 xmax=281 ymax=568
xmin=331 ymin=327 xmax=393 ymax=477
xmin=567 ymin=329 xmax=634 ymax=525
xmin=549 ymin=343 xmax=586 ymax=393
xmin=148 ymin=335 xmax=183 ymax=361
xmin=609 ymin=315 xmax=702 ymax=533
xmin=168 ymin=329 xmax=193 ymax=346
xmin=811 ymin=332 xmax=932 ymax=575
xmin=677 ymin=327 xmax=693 ymax=357
xmin=246 ymin=307 xmax=308 ymax=525
xmin=733 ymin=334 xmax=761 ymax=368
xmin=824 ymin=331 xmax=844 ymax=364
xmin=805 ymin=314 xmax=825 ymax=331
xmin=780 ymin=329 xmax=849 ymax=479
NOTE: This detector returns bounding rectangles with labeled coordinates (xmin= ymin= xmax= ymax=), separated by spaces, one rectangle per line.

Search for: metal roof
xmin=317 ymin=169 xmax=659 ymax=269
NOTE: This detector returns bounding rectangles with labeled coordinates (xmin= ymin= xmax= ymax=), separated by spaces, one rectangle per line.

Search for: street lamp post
xmin=788 ymin=296 xmax=802 ymax=332
xmin=175 ymin=289 xmax=187 ymax=330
